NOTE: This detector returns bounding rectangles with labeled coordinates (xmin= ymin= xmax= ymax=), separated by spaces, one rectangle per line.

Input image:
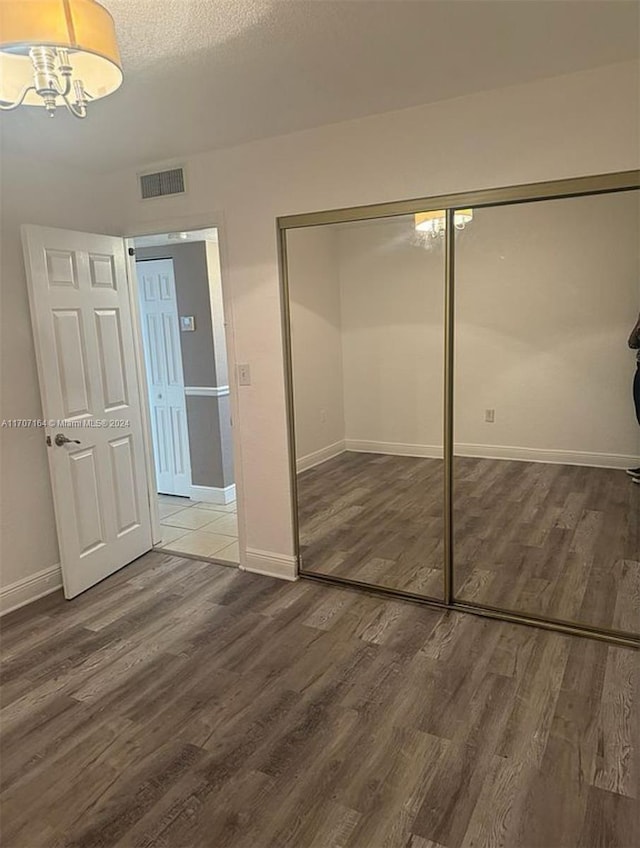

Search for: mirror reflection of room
xmin=453 ymin=190 xmax=640 ymax=633
xmin=287 ymin=215 xmax=445 ymax=597
xmin=286 ymin=188 xmax=639 ymax=637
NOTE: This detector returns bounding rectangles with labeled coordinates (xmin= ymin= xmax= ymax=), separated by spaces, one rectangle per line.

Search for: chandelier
xmin=0 ymin=0 xmax=122 ymax=118
xmin=414 ymin=209 xmax=474 ymax=239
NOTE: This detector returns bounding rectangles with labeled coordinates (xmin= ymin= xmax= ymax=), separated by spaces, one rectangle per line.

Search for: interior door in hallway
xmin=136 ymin=258 xmax=192 ymax=497
xmin=22 ymin=226 xmax=153 ymax=599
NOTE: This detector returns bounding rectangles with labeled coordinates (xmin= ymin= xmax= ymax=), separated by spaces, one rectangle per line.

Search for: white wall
xmin=455 ymin=193 xmax=640 ymax=462
xmin=0 ymin=153 xmax=120 ymax=605
xmin=287 ymin=227 xmax=345 ymax=469
xmin=2 ymin=61 xmax=639 ymax=597
xmin=337 ymin=218 xmax=445 ymax=452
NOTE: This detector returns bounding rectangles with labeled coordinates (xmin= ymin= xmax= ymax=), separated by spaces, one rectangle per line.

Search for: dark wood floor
xmin=1 ymin=552 xmax=637 ymax=847
xmin=297 ymin=452 xmax=640 ymax=634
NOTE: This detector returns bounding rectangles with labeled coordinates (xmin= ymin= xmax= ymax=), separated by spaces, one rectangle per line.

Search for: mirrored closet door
xmin=285 ymin=214 xmax=446 ymax=599
xmin=281 ymin=171 xmax=639 ymax=646
xmin=453 ymin=189 xmax=640 ymax=634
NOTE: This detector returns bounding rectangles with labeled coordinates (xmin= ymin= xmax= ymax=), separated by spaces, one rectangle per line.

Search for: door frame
xmin=123 ymin=213 xmax=246 ymax=566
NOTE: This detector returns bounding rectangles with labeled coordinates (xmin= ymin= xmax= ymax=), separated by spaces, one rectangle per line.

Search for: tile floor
xmin=156 ymin=494 xmax=239 ymax=564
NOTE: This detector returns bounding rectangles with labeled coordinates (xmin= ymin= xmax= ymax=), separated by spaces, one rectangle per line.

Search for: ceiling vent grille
xmin=139 ymin=167 xmax=185 ymax=199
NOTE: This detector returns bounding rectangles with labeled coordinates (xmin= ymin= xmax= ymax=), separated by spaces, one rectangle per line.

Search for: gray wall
xmin=186 ymin=395 xmax=235 ymax=488
xmin=137 ymin=242 xmax=234 ymax=490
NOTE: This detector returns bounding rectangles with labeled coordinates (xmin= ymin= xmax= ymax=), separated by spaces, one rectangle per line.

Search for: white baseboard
xmin=242 ymin=548 xmax=298 ymax=581
xmin=345 ymin=439 xmax=443 ymax=459
xmin=344 ymin=439 xmax=636 ymax=469
xmin=454 ymin=443 xmax=638 ymax=470
xmin=297 ymin=440 xmax=346 ymax=472
xmin=190 ymin=483 xmax=236 ymax=505
xmin=0 ymin=564 xmax=62 ymax=616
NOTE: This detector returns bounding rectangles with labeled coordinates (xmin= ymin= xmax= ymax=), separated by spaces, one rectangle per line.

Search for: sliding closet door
xmin=286 ymin=214 xmax=446 ymax=598
xmin=453 ymin=190 xmax=640 ymax=635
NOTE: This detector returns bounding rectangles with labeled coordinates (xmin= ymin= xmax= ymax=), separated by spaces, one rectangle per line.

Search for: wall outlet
xmin=485 ymin=408 xmax=495 ymax=423
xmin=319 ymin=408 xmax=327 ymax=424
xmin=238 ymin=364 xmax=251 ymax=386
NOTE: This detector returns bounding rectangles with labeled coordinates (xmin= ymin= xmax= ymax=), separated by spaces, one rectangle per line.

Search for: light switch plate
xmin=238 ymin=364 xmax=251 ymax=386
xmin=180 ymin=316 xmax=195 ymax=332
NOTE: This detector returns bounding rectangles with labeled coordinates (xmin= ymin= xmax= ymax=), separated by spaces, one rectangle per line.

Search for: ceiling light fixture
xmin=415 ymin=209 xmax=474 ymax=238
xmin=0 ymin=0 xmax=122 ymax=118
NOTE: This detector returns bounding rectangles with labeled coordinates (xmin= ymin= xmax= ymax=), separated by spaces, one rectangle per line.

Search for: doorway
xmin=133 ymin=228 xmax=239 ymax=565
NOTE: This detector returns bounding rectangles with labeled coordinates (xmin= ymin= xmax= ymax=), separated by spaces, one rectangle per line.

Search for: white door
xmin=22 ymin=226 xmax=153 ymax=599
xmin=136 ymin=259 xmax=192 ymax=497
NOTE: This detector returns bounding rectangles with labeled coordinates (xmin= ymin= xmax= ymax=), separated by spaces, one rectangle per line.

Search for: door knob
xmin=54 ymin=433 xmax=81 ymax=446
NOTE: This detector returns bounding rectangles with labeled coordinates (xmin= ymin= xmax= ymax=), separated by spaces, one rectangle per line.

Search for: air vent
xmin=139 ymin=167 xmax=185 ymax=199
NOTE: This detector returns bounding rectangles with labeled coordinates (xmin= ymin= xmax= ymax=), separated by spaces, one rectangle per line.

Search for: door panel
xmin=95 ymin=308 xmax=128 ymax=410
xmin=46 ymin=249 xmax=77 ymax=287
xmin=109 ymin=435 xmax=140 ymax=535
xmin=89 ymin=253 xmax=117 ymax=289
xmin=172 ymin=407 xmax=188 ymax=475
xmin=23 ymin=225 xmax=153 ymax=598
xmin=52 ymin=309 xmax=92 ymax=417
xmin=137 ymin=258 xmax=192 ymax=497
xmin=69 ymin=447 xmax=105 ymax=556
xmin=163 ymin=313 xmax=181 ymax=386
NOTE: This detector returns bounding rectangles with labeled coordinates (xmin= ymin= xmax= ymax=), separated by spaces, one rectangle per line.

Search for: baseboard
xmin=297 ymin=440 xmax=346 ymax=472
xmin=0 ymin=564 xmax=63 ymax=616
xmin=454 ymin=443 xmax=638 ymax=469
xmin=242 ymin=548 xmax=298 ymax=581
xmin=190 ymin=483 xmax=236 ymax=505
xmin=343 ymin=439 xmax=636 ymax=469
xmin=345 ymin=439 xmax=443 ymax=459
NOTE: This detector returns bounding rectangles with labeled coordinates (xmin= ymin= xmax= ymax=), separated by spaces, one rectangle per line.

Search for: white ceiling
xmin=1 ymin=0 xmax=637 ymax=173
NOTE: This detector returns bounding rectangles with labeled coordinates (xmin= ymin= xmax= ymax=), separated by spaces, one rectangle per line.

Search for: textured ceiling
xmin=1 ymin=0 xmax=638 ymax=173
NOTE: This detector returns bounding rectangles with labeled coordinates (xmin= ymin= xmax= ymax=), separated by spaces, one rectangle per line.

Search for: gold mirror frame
xmin=277 ymin=170 xmax=640 ymax=649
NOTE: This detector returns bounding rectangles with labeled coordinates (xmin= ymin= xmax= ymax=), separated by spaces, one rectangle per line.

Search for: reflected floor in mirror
xmin=298 ymin=452 xmax=639 ymax=633
xmin=298 ymin=452 xmax=444 ymax=597
xmin=454 ymin=457 xmax=639 ymax=633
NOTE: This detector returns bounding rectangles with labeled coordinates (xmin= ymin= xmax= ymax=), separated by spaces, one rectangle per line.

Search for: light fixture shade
xmin=0 ymin=0 xmax=122 ymax=106
xmin=415 ymin=209 xmax=474 ymax=232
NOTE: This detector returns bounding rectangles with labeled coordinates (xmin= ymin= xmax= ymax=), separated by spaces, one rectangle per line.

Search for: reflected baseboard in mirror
xmin=297 ymin=451 xmax=444 ymax=599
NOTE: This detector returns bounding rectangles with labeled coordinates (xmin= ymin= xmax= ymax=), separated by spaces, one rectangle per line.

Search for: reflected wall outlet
xmin=485 ymin=408 xmax=495 ymax=423
xmin=238 ymin=364 xmax=251 ymax=386
xmin=320 ymin=408 xmax=327 ymax=423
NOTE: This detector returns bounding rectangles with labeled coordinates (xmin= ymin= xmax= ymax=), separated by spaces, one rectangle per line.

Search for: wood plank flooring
xmin=0 ymin=552 xmax=637 ymax=847
xmin=297 ymin=453 xmax=640 ymax=634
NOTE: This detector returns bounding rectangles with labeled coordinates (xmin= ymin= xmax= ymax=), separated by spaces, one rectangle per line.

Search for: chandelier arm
xmin=0 ymin=85 xmax=36 ymax=111
xmin=57 ymin=73 xmax=73 ymax=99
xmin=59 ymin=90 xmax=87 ymax=119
